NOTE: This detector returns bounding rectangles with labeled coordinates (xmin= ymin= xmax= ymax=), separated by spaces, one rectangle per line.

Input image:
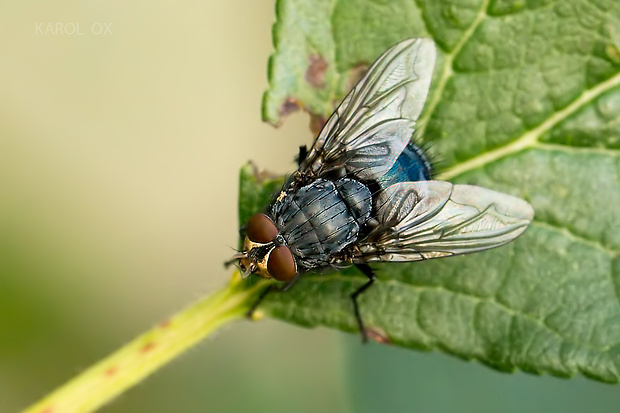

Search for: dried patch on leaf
xmin=249 ymin=160 xmax=281 ymax=184
xmin=279 ymin=97 xmax=301 ymax=120
xmin=365 ymin=327 xmax=391 ymax=345
xmin=305 ymin=54 xmax=329 ymax=88
xmin=310 ymin=114 xmax=327 ymax=135
xmin=606 ymin=43 xmax=620 ymax=64
xmin=346 ymin=63 xmax=369 ymax=92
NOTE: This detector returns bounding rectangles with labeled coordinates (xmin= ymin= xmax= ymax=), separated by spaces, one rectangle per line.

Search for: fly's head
xmin=232 ymin=213 xmax=297 ymax=282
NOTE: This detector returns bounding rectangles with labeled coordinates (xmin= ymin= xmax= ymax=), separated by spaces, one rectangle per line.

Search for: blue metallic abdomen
xmin=272 ymin=178 xmax=372 ymax=268
xmin=378 ymin=142 xmax=431 ymax=186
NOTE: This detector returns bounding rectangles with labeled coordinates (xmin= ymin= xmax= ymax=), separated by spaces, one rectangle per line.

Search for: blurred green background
xmin=3 ymin=1 xmax=620 ymax=412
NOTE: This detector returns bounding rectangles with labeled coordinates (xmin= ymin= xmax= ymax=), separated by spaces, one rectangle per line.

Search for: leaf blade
xmin=246 ymin=0 xmax=620 ymax=383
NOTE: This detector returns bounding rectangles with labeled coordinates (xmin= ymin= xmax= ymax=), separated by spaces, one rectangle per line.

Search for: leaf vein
xmin=536 ymin=143 xmax=620 ymax=156
xmin=532 ymin=220 xmax=619 ymax=256
xmin=438 ymin=73 xmax=620 ymax=180
xmin=416 ymin=0 xmax=490 ymax=137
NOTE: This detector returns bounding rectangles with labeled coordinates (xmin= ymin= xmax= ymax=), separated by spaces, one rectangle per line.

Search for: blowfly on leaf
xmin=228 ymin=38 xmax=534 ymax=341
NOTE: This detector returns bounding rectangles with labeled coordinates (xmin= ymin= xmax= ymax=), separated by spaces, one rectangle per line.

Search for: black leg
xmin=297 ymin=145 xmax=308 ymax=166
xmin=246 ymin=275 xmax=300 ymax=318
xmin=352 ymin=263 xmax=376 ymax=342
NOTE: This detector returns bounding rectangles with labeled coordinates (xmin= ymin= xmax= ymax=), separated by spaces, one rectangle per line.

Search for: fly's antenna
xmin=224 ymin=252 xmax=246 ymax=268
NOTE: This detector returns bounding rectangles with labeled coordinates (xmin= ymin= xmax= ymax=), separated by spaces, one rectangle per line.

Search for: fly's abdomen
xmin=378 ymin=142 xmax=431 ymax=187
xmin=273 ymin=178 xmax=372 ymax=268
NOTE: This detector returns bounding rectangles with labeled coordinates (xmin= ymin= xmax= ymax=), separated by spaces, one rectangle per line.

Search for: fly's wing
xmin=301 ymin=38 xmax=436 ymax=181
xmin=355 ymin=182 xmax=534 ymax=262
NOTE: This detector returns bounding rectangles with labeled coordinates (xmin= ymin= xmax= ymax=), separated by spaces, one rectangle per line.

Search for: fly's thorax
xmin=270 ymin=178 xmax=373 ymax=269
xmin=241 ymin=213 xmax=297 ymax=282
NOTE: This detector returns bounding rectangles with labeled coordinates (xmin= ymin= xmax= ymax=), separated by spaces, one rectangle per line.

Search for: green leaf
xmin=238 ymin=163 xmax=285 ymax=229
xmin=248 ymin=0 xmax=620 ymax=383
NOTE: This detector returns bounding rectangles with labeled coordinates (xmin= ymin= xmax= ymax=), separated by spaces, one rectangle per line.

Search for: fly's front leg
xmin=296 ymin=145 xmax=308 ymax=167
xmin=352 ymin=263 xmax=376 ymax=342
xmin=238 ymin=225 xmax=247 ymax=239
xmin=247 ymin=275 xmax=300 ymax=319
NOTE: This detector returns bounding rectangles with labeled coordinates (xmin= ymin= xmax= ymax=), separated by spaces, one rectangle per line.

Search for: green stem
xmin=22 ymin=272 xmax=271 ymax=413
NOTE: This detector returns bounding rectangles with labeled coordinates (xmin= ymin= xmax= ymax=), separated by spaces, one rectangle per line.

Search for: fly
xmin=229 ymin=38 xmax=534 ymax=341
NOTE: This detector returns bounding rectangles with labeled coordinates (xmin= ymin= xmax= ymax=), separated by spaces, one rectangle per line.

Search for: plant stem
xmin=22 ymin=272 xmax=271 ymax=413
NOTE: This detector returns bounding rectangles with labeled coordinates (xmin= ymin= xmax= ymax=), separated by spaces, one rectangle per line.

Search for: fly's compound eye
xmin=267 ymin=246 xmax=297 ymax=281
xmin=246 ymin=213 xmax=278 ymax=243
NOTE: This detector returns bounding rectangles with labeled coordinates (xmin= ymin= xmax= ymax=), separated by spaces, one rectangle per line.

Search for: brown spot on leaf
xmin=606 ymin=43 xmax=620 ymax=64
xmin=279 ymin=97 xmax=301 ymax=119
xmin=309 ymin=114 xmax=327 ymax=136
xmin=249 ymin=161 xmax=281 ymax=183
xmin=40 ymin=408 xmax=53 ymax=413
xmin=159 ymin=319 xmax=171 ymax=329
xmin=141 ymin=341 xmax=156 ymax=353
xmin=305 ymin=54 xmax=329 ymax=88
xmin=346 ymin=63 xmax=369 ymax=92
xmin=365 ymin=327 xmax=391 ymax=345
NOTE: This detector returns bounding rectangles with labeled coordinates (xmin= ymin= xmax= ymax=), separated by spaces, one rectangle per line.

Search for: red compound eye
xmin=246 ymin=213 xmax=278 ymax=243
xmin=267 ymin=246 xmax=297 ymax=281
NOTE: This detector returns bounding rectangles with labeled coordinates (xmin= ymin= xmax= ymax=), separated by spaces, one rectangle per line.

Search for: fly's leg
xmin=352 ymin=263 xmax=376 ymax=342
xmin=296 ymin=145 xmax=308 ymax=166
xmin=246 ymin=275 xmax=300 ymax=319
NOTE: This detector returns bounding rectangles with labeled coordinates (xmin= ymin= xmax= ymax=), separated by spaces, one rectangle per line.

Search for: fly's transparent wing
xmin=355 ymin=182 xmax=534 ymax=262
xmin=301 ymin=38 xmax=436 ymax=181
